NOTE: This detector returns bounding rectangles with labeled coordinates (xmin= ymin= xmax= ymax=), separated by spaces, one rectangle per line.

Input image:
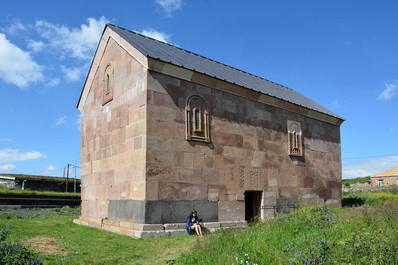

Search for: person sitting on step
xmin=186 ymin=210 xmax=203 ymax=236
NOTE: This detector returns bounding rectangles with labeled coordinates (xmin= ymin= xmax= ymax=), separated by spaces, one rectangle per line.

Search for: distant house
xmin=371 ymin=167 xmax=398 ymax=187
xmin=75 ymin=24 xmax=344 ymax=238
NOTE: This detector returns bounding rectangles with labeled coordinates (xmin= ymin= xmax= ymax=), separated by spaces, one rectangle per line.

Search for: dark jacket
xmin=186 ymin=216 xmax=200 ymax=234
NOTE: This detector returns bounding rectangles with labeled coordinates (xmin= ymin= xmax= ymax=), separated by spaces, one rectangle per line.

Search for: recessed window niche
xmin=185 ymin=95 xmax=210 ymax=143
xmin=287 ymin=120 xmax=303 ymax=156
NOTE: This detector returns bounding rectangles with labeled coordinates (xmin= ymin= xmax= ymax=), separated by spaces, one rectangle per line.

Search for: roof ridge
xmin=107 ymin=23 xmax=177 ymax=52
xmin=107 ymin=24 xmax=294 ymax=92
xmin=106 ymin=24 xmax=343 ymax=121
xmin=372 ymin=166 xmax=398 ymax=177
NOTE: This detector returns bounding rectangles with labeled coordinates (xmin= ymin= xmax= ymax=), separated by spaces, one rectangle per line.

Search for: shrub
xmin=342 ymin=189 xmax=398 ymax=207
xmin=341 ymin=196 xmax=365 ymax=207
xmin=0 ymin=226 xmax=43 ymax=265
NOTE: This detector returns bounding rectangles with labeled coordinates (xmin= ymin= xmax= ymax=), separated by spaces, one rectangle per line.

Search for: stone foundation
xmin=73 ymin=217 xmax=247 ymax=238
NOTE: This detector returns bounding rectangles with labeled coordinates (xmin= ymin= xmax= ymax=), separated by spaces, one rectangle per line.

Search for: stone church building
xmin=74 ymin=24 xmax=344 ymax=238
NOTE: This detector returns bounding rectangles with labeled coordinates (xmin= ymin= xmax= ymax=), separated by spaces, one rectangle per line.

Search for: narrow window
xmin=103 ymin=64 xmax=114 ymax=105
xmin=106 ymin=74 xmax=110 ymax=92
xmin=193 ymin=108 xmax=202 ymax=132
xmin=292 ymin=132 xmax=297 ymax=148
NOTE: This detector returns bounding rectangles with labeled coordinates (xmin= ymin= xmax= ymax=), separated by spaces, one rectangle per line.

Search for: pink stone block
xmin=134 ymin=136 xmax=143 ymax=149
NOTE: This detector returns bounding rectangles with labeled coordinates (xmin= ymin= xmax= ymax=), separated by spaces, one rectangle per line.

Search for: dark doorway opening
xmin=245 ymin=191 xmax=262 ymax=222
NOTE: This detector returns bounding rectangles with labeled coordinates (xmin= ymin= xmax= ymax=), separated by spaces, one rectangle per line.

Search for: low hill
xmin=342 ymin=176 xmax=370 ymax=187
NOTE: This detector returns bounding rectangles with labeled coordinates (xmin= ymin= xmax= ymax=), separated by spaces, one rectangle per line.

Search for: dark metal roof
xmin=108 ymin=24 xmax=342 ymax=120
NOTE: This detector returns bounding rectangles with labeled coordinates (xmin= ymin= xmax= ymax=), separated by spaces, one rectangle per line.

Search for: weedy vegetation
xmin=175 ymin=190 xmax=398 ymax=265
xmin=0 ymin=225 xmax=43 ymax=264
xmin=0 ymin=186 xmax=80 ymax=197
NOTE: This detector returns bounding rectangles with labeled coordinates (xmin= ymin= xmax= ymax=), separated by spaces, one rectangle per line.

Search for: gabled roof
xmin=372 ymin=167 xmax=398 ymax=177
xmin=107 ymin=24 xmax=342 ymax=121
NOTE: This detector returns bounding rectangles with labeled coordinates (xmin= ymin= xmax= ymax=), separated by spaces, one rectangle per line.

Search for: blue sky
xmin=0 ymin=0 xmax=397 ymax=179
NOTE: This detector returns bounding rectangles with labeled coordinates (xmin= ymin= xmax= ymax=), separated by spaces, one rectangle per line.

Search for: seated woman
xmin=186 ymin=211 xmax=204 ymax=236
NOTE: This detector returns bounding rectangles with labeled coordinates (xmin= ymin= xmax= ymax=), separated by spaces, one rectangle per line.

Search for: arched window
xmin=103 ymin=64 xmax=114 ymax=105
xmin=186 ymin=95 xmax=210 ymax=142
xmin=287 ymin=120 xmax=303 ymax=156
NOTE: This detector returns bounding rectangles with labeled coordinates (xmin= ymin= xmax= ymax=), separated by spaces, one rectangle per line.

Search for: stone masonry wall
xmin=146 ymin=70 xmax=342 ymax=223
xmin=80 ymin=38 xmax=147 ymax=222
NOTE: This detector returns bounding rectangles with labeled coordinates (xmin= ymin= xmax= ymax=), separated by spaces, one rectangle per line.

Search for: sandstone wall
xmin=80 ymin=38 xmax=147 ymax=221
xmin=146 ymin=71 xmax=342 ymax=223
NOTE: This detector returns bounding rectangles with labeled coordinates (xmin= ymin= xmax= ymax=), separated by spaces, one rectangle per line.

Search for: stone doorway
xmin=244 ymin=191 xmax=262 ymax=222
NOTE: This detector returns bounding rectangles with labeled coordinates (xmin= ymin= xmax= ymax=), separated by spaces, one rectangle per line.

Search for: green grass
xmin=175 ymin=201 xmax=398 ymax=264
xmin=342 ymin=188 xmax=398 ymax=206
xmin=0 ymin=212 xmax=196 ymax=264
xmin=0 ymin=186 xmax=80 ymax=197
xmin=2 ymin=192 xmax=398 ymax=264
xmin=342 ymin=176 xmax=370 ymax=187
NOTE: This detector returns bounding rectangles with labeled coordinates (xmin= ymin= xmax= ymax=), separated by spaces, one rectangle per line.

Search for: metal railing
xmin=260 ymin=204 xmax=298 ymax=215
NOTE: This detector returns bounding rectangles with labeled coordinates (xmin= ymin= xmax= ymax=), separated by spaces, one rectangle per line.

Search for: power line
xmin=343 ymin=154 xmax=398 ymax=160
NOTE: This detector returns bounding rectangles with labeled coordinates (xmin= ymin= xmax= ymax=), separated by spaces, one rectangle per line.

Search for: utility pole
xmin=74 ymin=158 xmax=80 ymax=193
xmin=64 ymin=163 xmax=79 ymax=193
xmin=74 ymin=164 xmax=77 ymax=193
xmin=66 ymin=163 xmax=69 ymax=193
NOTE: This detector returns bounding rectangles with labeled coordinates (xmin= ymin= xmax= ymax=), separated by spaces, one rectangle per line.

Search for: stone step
xmin=73 ymin=217 xmax=247 ymax=238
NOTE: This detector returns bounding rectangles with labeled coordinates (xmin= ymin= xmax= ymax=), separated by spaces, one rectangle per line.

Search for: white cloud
xmin=46 ymin=165 xmax=56 ymax=171
xmin=35 ymin=16 xmax=109 ymax=60
xmin=343 ymin=155 xmax=398 ymax=179
xmin=27 ymin=39 xmax=45 ymax=53
xmin=140 ymin=29 xmax=171 ymax=43
xmin=75 ymin=114 xmax=82 ymax=131
xmin=156 ymin=0 xmax=182 ymax=17
xmin=4 ymin=21 xmax=27 ymax=35
xmin=54 ymin=115 xmax=68 ymax=126
xmin=54 ymin=114 xmax=81 ymax=130
xmin=46 ymin=78 xmax=60 ymax=87
xmin=378 ymin=81 xmax=398 ymax=100
xmin=0 ymin=164 xmax=16 ymax=171
xmin=61 ymin=65 xmax=87 ymax=81
xmin=0 ymin=138 xmax=10 ymax=143
xmin=0 ymin=33 xmax=44 ymax=88
xmin=42 ymin=165 xmax=56 ymax=175
xmin=0 ymin=149 xmax=47 ymax=164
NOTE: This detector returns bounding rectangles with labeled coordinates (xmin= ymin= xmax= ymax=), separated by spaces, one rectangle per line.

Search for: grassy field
xmin=2 ymin=190 xmax=398 ymax=264
xmin=176 ymin=201 xmax=398 ymax=264
xmin=0 ymin=208 xmax=196 ymax=264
